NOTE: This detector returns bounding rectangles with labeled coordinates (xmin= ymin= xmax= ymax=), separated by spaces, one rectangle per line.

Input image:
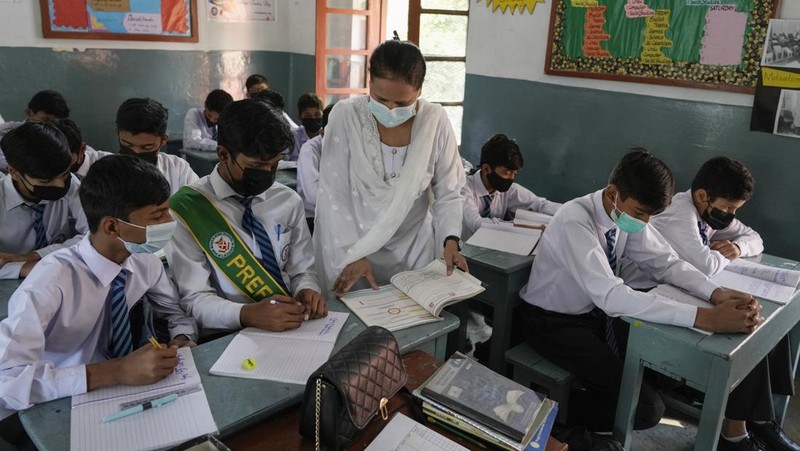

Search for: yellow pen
xmin=148 ymin=337 xmax=164 ymax=349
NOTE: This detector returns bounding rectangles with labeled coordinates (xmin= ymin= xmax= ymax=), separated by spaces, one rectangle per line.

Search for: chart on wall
xmin=544 ymin=0 xmax=780 ymax=93
xmin=751 ymin=19 xmax=800 ymax=139
xmin=40 ymin=0 xmax=198 ymax=42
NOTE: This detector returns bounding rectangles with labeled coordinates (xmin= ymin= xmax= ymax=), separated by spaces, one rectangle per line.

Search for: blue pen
xmin=276 ymin=224 xmax=281 ymax=241
xmin=103 ymin=393 xmax=178 ymax=423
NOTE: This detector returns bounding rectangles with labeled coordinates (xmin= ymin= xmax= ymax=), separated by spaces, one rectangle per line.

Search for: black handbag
xmin=299 ymin=326 xmax=408 ymax=451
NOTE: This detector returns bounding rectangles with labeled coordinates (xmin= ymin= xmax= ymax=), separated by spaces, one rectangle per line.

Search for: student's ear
xmin=24 ymin=108 xmax=34 ymax=119
xmin=606 ymin=184 xmax=618 ymax=201
xmin=100 ymin=216 xmax=121 ymax=238
xmin=480 ymin=164 xmax=491 ymax=175
xmin=160 ymin=134 xmax=169 ymax=147
xmin=217 ymin=145 xmax=230 ymax=163
xmin=695 ymin=188 xmax=709 ymax=204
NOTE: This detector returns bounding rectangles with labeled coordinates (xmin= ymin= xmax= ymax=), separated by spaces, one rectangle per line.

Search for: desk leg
xmin=488 ymin=294 xmax=515 ymax=375
xmin=775 ymin=325 xmax=800 ymax=424
xmin=445 ymin=303 xmax=470 ymax=359
xmin=695 ymin=359 xmax=732 ymax=451
xmin=433 ymin=335 xmax=448 ymax=361
xmin=613 ymin=343 xmax=644 ymax=449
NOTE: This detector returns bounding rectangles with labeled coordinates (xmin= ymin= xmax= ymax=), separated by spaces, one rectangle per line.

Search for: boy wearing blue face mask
xmin=650 ymin=157 xmax=763 ymax=277
xmin=0 ymin=154 xmax=197 ymax=417
xmin=461 ymin=134 xmax=561 ymax=240
xmin=167 ymin=99 xmax=326 ymax=337
xmin=517 ymin=149 xmax=764 ymax=445
xmin=0 ymin=122 xmax=89 ymax=279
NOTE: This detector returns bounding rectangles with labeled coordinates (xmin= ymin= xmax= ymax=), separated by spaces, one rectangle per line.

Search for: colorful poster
xmin=482 ymin=0 xmax=545 ymax=14
xmin=44 ymin=0 xmax=193 ymax=39
xmin=207 ymin=0 xmax=275 ymax=22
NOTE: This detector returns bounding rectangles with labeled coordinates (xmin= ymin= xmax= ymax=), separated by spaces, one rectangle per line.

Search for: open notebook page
xmin=466 ymin=223 xmax=542 ymax=256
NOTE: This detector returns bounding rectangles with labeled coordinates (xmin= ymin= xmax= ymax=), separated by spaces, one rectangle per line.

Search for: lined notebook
xmin=209 ymin=311 xmax=349 ymax=384
xmin=710 ymin=259 xmax=800 ymax=304
xmin=70 ymin=347 xmax=217 ymax=451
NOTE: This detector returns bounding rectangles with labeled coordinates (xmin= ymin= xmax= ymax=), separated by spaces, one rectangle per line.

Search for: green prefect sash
xmin=170 ymin=186 xmax=288 ymax=301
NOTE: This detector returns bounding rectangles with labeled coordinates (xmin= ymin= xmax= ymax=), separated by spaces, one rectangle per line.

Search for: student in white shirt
xmin=518 ymin=149 xmax=777 ymax=451
xmin=183 ymin=89 xmax=234 ymax=152
xmin=650 ymin=157 xmax=763 ymax=276
xmin=461 ymin=134 xmax=561 ymax=240
xmin=52 ymin=118 xmax=111 ymax=178
xmin=288 ymin=93 xmax=324 ymax=161
xmin=116 ymin=98 xmax=199 ymax=195
xmin=245 ymin=73 xmax=270 ymax=97
xmin=0 ymin=90 xmax=71 ymax=173
xmin=0 ymin=155 xmax=197 ymax=414
xmin=0 ymin=122 xmax=89 ymax=279
xmin=297 ymin=103 xmax=334 ymax=234
xmin=250 ymin=89 xmax=299 ymax=131
xmin=167 ymin=99 xmax=326 ymax=336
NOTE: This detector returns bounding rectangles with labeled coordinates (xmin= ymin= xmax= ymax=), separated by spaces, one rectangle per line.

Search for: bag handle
xmin=315 ymin=377 xmax=322 ymax=451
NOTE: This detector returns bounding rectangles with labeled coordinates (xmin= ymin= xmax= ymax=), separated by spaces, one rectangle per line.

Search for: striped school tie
xmin=30 ymin=203 xmax=48 ymax=250
xmin=698 ymin=221 xmax=709 ymax=246
xmin=480 ymin=194 xmax=492 ymax=218
xmin=108 ymin=271 xmax=133 ymax=358
xmin=212 ymin=125 xmax=218 ymax=141
xmin=234 ymin=196 xmax=288 ymax=292
xmin=604 ymin=228 xmax=620 ymax=356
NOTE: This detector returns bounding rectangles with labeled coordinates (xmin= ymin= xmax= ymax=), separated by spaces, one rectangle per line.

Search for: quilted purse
xmin=299 ymin=326 xmax=408 ymax=451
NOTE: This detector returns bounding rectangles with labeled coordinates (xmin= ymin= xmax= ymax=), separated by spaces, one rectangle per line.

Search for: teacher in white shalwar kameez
xmin=315 ymin=38 xmax=468 ymax=295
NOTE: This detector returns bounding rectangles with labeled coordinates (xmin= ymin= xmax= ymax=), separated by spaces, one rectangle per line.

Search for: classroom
xmin=1 ymin=1 xmax=799 ymax=450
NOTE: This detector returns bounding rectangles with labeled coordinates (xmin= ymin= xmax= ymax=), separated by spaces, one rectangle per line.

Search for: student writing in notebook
xmin=52 ymin=118 xmax=111 ymax=179
xmin=461 ymin=134 xmax=561 ymax=240
xmin=183 ymin=89 xmax=234 ymax=152
xmin=167 ymin=99 xmax=326 ymax=337
xmin=0 ymin=155 xmax=197 ymax=415
xmin=116 ymin=98 xmax=199 ymax=195
xmin=0 ymin=90 xmax=71 ymax=173
xmin=518 ymin=149 xmax=766 ymax=450
xmin=0 ymin=122 xmax=88 ymax=279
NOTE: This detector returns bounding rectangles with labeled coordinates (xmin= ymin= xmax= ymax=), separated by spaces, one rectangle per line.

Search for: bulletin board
xmin=39 ymin=0 xmax=198 ymax=43
xmin=544 ymin=0 xmax=780 ymax=93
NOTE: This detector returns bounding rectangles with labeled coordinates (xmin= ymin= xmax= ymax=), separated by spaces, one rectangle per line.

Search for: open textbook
xmin=513 ymin=210 xmax=552 ymax=229
xmin=340 ymin=260 xmax=485 ymax=332
xmin=711 ymin=259 xmax=800 ymax=304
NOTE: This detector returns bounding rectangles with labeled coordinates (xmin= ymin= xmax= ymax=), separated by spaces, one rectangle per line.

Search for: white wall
xmin=0 ymin=0 xmax=315 ymax=54
xmin=466 ymin=2 xmax=800 ymax=106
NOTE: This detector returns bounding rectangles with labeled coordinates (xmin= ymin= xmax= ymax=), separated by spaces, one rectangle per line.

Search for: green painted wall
xmin=462 ymin=74 xmax=800 ymax=260
xmin=0 ymin=47 xmax=315 ymax=151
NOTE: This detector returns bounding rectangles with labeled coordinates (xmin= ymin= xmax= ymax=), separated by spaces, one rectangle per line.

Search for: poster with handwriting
xmin=545 ymin=0 xmax=779 ymax=93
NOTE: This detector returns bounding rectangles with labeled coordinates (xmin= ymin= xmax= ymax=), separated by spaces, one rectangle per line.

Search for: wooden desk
xmin=613 ymin=255 xmax=800 ymax=450
xmin=18 ymin=299 xmax=458 ymax=451
xmin=457 ymin=244 xmax=535 ymax=374
xmin=0 ymin=279 xmax=21 ymax=321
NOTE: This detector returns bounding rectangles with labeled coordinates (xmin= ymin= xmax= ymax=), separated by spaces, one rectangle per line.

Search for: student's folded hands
xmin=697 ymin=288 xmax=764 ymax=334
xmin=710 ymin=240 xmax=741 ymax=260
xmin=240 ymin=295 xmax=306 ymax=332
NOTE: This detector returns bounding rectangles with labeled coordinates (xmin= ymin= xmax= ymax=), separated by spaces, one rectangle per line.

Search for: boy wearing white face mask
xmin=461 ymin=134 xmax=561 ymax=241
xmin=0 ymin=155 xmax=197 ymax=416
xmin=517 ymin=149 xmax=766 ymax=448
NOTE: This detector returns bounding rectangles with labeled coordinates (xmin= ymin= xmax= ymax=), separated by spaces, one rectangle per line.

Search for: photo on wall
xmin=773 ymin=89 xmax=800 ymax=138
xmin=761 ymin=19 xmax=800 ymax=68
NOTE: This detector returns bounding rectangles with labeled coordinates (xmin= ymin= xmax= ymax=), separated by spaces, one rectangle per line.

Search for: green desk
xmin=18 ymin=298 xmax=458 ymax=451
xmin=0 ymin=279 xmax=21 ymax=321
xmin=613 ymin=255 xmax=800 ymax=450
xmin=458 ymin=244 xmax=535 ymax=374
xmin=179 ymin=149 xmax=298 ymax=190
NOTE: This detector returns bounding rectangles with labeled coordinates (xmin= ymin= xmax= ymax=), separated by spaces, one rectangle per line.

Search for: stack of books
xmin=414 ymin=352 xmax=559 ymax=451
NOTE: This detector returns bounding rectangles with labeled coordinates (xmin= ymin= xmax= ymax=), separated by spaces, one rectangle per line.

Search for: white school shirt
xmin=283 ymin=112 xmax=300 ymax=131
xmin=297 ymin=135 xmax=322 ymax=219
xmin=75 ymin=146 xmax=112 ymax=178
xmin=182 ymin=107 xmax=218 ymax=152
xmin=649 ymin=189 xmax=764 ymax=277
xmin=156 ymin=151 xmax=199 ymax=196
xmin=0 ymin=174 xmax=89 ymax=279
xmin=461 ymin=171 xmax=562 ymax=240
xmin=0 ymin=236 xmax=197 ymax=411
xmin=288 ymin=126 xmax=311 ymax=162
xmin=519 ymin=189 xmax=719 ymax=327
xmin=165 ymin=167 xmax=321 ymax=331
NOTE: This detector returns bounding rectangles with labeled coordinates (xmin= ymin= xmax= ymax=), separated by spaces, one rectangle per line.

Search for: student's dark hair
xmin=322 ymin=103 xmax=335 ymax=129
xmin=52 ymin=118 xmax=83 ymax=154
xmin=218 ymin=99 xmax=294 ymax=160
xmin=79 ymin=155 xmax=170 ymax=233
xmin=608 ymin=148 xmax=674 ymax=214
xmin=479 ymin=134 xmax=523 ymax=170
xmin=115 ymin=98 xmax=168 ymax=136
xmin=27 ymin=90 xmax=70 ymax=118
xmin=297 ymin=93 xmax=323 ymax=113
xmin=369 ymin=40 xmax=426 ymax=89
xmin=691 ymin=156 xmax=754 ymax=202
xmin=245 ymin=74 xmax=270 ymax=91
xmin=205 ymin=89 xmax=234 ymax=113
xmin=1 ymin=121 xmax=71 ymax=179
xmin=251 ymin=89 xmax=286 ymax=111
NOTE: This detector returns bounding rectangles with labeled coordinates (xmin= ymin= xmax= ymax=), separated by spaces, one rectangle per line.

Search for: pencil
xmin=427 ymin=416 xmax=487 ymax=449
xmin=148 ymin=336 xmax=164 ymax=349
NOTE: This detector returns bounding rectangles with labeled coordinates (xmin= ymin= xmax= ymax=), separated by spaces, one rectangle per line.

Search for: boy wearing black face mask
xmin=0 ymin=121 xmax=89 ymax=279
xmin=166 ymin=99 xmax=326 ymax=337
xmin=52 ymin=118 xmax=111 ymax=179
xmin=116 ymin=98 xmax=199 ymax=195
xmin=650 ymin=156 xmax=763 ymax=277
xmin=288 ymin=93 xmax=324 ymax=162
xmin=461 ymin=133 xmax=561 ymax=240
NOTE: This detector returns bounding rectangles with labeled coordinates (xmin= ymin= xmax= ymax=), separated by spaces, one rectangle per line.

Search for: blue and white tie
xmin=604 ymin=228 xmax=620 ymax=356
xmin=234 ymin=196 xmax=288 ymax=292
xmin=480 ymin=195 xmax=492 ymax=218
xmin=30 ymin=203 xmax=48 ymax=250
xmin=698 ymin=221 xmax=709 ymax=246
xmin=211 ymin=125 xmax=218 ymax=141
xmin=108 ymin=271 xmax=133 ymax=358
